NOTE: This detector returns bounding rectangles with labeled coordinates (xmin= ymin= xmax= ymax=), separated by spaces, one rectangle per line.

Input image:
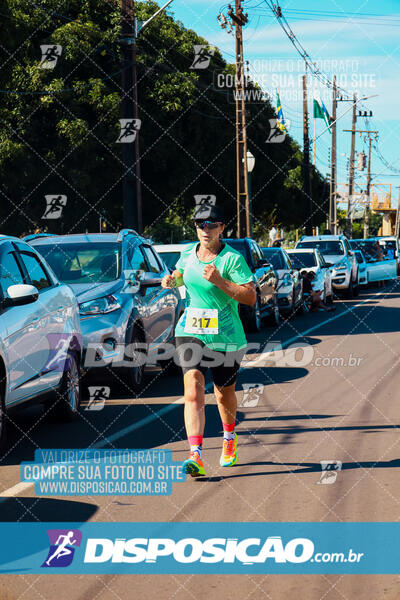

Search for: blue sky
xmin=167 ymin=0 xmax=400 ymax=211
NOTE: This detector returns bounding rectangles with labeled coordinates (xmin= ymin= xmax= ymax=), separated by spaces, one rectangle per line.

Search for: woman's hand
xmin=203 ymin=264 xmax=224 ymax=286
xmin=161 ymin=274 xmax=176 ymax=289
xmin=203 ymin=265 xmax=256 ymax=306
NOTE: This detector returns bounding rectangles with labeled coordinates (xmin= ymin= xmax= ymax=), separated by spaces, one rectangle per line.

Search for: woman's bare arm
xmin=202 ymin=264 xmax=256 ymax=306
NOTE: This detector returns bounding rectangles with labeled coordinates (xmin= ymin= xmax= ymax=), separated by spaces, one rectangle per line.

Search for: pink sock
xmin=223 ymin=422 xmax=235 ymax=441
xmin=188 ymin=435 xmax=203 ymax=458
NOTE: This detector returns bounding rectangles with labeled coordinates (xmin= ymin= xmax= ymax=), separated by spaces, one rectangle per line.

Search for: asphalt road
xmin=1 ymin=282 xmax=400 ymax=599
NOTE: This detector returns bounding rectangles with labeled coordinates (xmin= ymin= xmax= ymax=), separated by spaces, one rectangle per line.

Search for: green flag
xmin=313 ymin=96 xmax=332 ymax=131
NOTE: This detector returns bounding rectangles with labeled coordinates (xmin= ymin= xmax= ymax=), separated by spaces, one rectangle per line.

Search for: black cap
xmin=193 ymin=203 xmax=225 ymax=222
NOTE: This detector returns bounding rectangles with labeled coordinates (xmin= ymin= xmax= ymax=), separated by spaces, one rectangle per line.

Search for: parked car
xmin=261 ymin=247 xmax=303 ymax=315
xmin=353 ymin=250 xmax=368 ymax=286
xmin=296 ymin=234 xmax=359 ymax=298
xmin=0 ymin=236 xmax=82 ymax=451
xmin=350 ymin=239 xmax=397 ymax=284
xmin=375 ymin=236 xmax=400 ymax=274
xmin=153 ymin=243 xmax=193 ymax=300
xmin=286 ymin=248 xmax=333 ymax=303
xmin=222 ymin=238 xmax=278 ymax=332
xmin=27 ymin=230 xmax=184 ymax=391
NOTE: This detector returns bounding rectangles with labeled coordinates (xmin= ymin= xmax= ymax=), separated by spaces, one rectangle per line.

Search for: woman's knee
xmin=184 ymin=370 xmax=205 ymax=404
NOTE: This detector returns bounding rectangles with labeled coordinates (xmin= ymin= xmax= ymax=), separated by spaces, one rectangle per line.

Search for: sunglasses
xmin=194 ymin=220 xmax=222 ymax=230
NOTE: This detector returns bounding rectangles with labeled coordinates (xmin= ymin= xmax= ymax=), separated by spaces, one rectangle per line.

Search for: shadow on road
xmin=0 ymin=497 xmax=97 ymax=522
xmin=199 ymin=456 xmax=400 ymax=482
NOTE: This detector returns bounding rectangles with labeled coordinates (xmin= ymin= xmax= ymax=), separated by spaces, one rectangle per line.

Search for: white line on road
xmin=0 ymin=481 xmax=33 ymax=499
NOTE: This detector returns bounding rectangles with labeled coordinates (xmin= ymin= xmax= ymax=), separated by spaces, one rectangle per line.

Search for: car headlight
xmin=79 ymin=295 xmax=121 ymax=315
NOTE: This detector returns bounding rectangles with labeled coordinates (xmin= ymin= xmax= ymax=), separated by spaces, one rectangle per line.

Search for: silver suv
xmin=27 ymin=230 xmax=184 ymax=392
xmin=0 ymin=236 xmax=82 ymax=451
xmin=295 ymin=235 xmax=359 ymax=298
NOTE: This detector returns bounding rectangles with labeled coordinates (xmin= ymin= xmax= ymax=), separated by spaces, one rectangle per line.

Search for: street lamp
xmin=247 ymin=150 xmax=255 ymax=237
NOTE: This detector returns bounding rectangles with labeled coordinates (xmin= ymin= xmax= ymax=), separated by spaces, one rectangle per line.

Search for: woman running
xmin=161 ymin=204 xmax=256 ymax=477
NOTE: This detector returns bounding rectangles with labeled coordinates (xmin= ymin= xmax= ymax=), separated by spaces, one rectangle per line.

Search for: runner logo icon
xmin=86 ymin=386 xmax=110 ymax=411
xmin=116 ymin=119 xmax=141 ymax=143
xmin=39 ymin=45 xmax=62 ymax=69
xmin=42 ymin=529 xmax=82 ymax=568
xmin=42 ymin=195 xmax=67 ymax=220
xmin=317 ymin=461 xmax=342 ymax=485
xmin=240 ymin=383 xmax=264 ymax=407
xmin=190 ymin=45 xmax=215 ymax=70
xmin=265 ymin=118 xmax=291 ymax=143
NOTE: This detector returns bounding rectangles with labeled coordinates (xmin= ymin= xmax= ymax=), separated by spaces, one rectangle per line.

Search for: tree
xmin=0 ymin=0 xmax=326 ymax=239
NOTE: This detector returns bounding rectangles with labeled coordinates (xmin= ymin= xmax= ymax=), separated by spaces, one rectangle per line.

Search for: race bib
xmin=184 ymin=308 xmax=219 ymax=335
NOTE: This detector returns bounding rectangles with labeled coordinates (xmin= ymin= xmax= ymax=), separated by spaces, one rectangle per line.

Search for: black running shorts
xmin=175 ymin=336 xmax=245 ymax=388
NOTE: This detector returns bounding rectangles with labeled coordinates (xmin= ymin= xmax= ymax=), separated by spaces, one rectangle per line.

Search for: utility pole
xmin=302 ymin=73 xmax=312 ymax=235
xmin=364 ymin=136 xmax=373 ymax=238
xmin=345 ymin=93 xmax=357 ymax=238
xmin=121 ymin=0 xmax=141 ymax=231
xmin=228 ymin=2 xmax=250 ymax=238
xmin=119 ymin=0 xmax=174 ymax=233
xmin=395 ymin=186 xmax=400 ymax=238
xmin=343 ymin=128 xmax=378 ymax=238
xmin=329 ymin=75 xmax=337 ymax=233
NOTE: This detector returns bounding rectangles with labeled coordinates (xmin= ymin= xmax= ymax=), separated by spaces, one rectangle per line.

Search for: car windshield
xmin=288 ymin=252 xmax=317 ymax=269
xmin=297 ymin=240 xmax=344 ymax=256
xmin=157 ymin=251 xmax=181 ymax=270
xmin=262 ymin=249 xmax=285 ymax=270
xmin=33 ymin=243 xmax=121 ymax=283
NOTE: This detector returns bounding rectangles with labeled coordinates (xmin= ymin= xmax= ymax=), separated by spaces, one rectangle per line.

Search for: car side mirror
xmin=4 ymin=284 xmax=39 ymax=307
xmin=123 ymin=269 xmax=143 ymax=293
xmin=139 ymin=273 xmax=163 ymax=289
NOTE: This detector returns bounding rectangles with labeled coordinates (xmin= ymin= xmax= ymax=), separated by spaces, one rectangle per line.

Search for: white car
xmin=262 ymin=247 xmax=303 ymax=315
xmin=0 ymin=236 xmax=82 ymax=452
xmin=153 ymin=243 xmax=193 ymax=300
xmin=295 ymin=235 xmax=359 ymax=298
xmin=287 ymin=249 xmax=333 ymax=303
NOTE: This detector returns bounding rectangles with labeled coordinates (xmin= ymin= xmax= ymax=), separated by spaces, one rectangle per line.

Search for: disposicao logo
xmin=41 ymin=529 xmax=82 ymax=568
xmin=83 ymin=536 xmax=314 ymax=564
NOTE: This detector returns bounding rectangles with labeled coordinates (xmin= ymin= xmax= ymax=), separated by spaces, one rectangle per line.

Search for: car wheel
xmin=46 ymin=352 xmax=81 ymax=421
xmin=345 ymin=278 xmax=354 ymax=299
xmin=286 ymin=295 xmax=296 ymax=319
xmin=353 ymin=271 xmax=360 ymax=297
xmin=123 ymin=323 xmax=146 ymax=393
xmin=249 ymin=293 xmax=263 ymax=332
xmin=296 ymin=284 xmax=307 ymax=314
xmin=0 ymin=385 xmax=6 ymax=454
xmin=266 ymin=296 xmax=281 ymax=327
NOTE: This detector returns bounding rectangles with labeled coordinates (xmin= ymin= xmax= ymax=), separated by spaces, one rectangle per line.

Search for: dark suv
xmin=223 ymin=238 xmax=278 ymax=332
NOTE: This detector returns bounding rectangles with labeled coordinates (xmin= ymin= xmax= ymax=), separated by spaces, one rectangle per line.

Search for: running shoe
xmin=182 ymin=452 xmax=206 ymax=477
xmin=220 ymin=432 xmax=238 ymax=467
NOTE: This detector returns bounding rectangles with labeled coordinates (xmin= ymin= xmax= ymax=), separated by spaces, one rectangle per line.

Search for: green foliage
xmin=0 ymin=0 xmax=326 ymax=237
xmin=336 ymin=209 xmax=382 ymax=238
